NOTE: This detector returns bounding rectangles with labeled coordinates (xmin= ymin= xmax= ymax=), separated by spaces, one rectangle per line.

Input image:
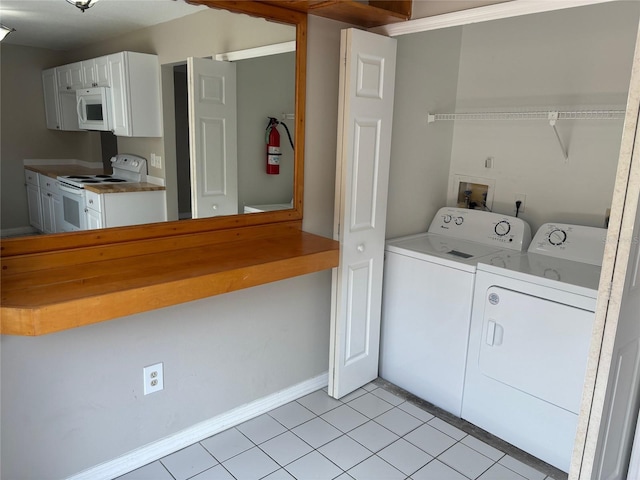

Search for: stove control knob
xmin=132 ymin=161 xmax=139 ymax=167
xmin=443 ymin=215 xmax=452 ymax=223
xmin=548 ymin=228 xmax=567 ymax=246
xmin=455 ymin=216 xmax=464 ymax=225
xmin=494 ymin=220 xmax=511 ymax=236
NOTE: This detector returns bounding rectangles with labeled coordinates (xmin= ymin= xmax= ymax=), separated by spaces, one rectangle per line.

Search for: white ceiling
xmin=0 ymin=0 xmax=207 ymax=51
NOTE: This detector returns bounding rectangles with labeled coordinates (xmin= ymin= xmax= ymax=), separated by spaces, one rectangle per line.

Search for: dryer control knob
xmin=494 ymin=220 xmax=511 ymax=236
xmin=548 ymin=228 xmax=567 ymax=246
xmin=455 ymin=217 xmax=464 ymax=225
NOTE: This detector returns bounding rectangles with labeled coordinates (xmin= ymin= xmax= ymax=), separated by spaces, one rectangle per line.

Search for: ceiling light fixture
xmin=66 ymin=0 xmax=101 ymax=13
xmin=0 ymin=24 xmax=16 ymax=41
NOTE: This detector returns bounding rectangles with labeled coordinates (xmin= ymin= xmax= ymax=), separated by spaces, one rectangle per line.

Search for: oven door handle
xmin=59 ymin=185 xmax=85 ymax=195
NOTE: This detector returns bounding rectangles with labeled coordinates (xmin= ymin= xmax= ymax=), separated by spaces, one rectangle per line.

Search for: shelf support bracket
xmin=548 ymin=111 xmax=569 ymax=161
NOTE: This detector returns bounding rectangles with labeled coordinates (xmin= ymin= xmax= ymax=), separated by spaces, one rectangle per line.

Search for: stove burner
xmin=81 ymin=180 xmax=101 ymax=184
xmin=68 ymin=175 xmax=92 ymax=179
xmin=103 ymin=178 xmax=126 ymax=183
xmin=94 ymin=175 xmax=113 ymax=179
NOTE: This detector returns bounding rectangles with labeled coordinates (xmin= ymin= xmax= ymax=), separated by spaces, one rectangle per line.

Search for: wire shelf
xmin=427 ymin=110 xmax=625 ymax=123
xmin=426 ymin=109 xmax=626 ymax=161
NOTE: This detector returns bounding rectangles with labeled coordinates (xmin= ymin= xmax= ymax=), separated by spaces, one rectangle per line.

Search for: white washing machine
xmin=462 ymin=223 xmax=608 ymax=472
xmin=379 ymin=207 xmax=531 ymax=417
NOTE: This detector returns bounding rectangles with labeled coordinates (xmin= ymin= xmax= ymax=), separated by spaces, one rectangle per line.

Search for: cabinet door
xmin=40 ymin=190 xmax=54 ymax=234
xmin=86 ymin=208 xmax=103 ymax=230
xmin=57 ymin=63 xmax=84 ymax=91
xmin=108 ymin=53 xmax=130 ymax=136
xmin=26 ymin=183 xmax=43 ymax=231
xmin=51 ymin=192 xmax=63 ymax=233
xmin=42 ymin=68 xmax=61 ymax=130
xmin=81 ymin=57 xmax=110 ymax=87
xmin=94 ymin=56 xmax=111 ymax=86
xmin=81 ymin=60 xmax=96 ymax=87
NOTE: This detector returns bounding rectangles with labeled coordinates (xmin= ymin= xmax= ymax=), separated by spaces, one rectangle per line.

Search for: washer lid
xmin=386 ymin=233 xmax=515 ymax=271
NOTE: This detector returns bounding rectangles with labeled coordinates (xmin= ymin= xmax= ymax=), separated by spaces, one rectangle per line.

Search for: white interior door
xmin=329 ymin=28 xmax=397 ymax=399
xmin=187 ymin=57 xmax=238 ymax=218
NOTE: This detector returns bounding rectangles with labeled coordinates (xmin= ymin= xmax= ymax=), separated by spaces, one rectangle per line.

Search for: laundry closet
xmin=385 ymin=2 xmax=639 ymax=240
xmin=374 ymin=0 xmax=640 ymax=475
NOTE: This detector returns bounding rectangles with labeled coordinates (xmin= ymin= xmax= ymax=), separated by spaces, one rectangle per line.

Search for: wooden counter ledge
xmin=1 ymin=223 xmax=339 ymax=336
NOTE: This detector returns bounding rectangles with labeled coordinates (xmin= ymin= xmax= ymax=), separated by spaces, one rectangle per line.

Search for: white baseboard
xmin=66 ymin=372 xmax=329 ymax=480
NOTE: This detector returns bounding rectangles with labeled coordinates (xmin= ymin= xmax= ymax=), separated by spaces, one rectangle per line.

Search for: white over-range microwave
xmin=76 ymin=87 xmax=112 ymax=131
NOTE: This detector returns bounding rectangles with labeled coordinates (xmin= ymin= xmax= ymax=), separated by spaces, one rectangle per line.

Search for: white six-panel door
xmin=329 ymin=29 xmax=397 ymax=399
xmin=187 ymin=57 xmax=238 ymax=218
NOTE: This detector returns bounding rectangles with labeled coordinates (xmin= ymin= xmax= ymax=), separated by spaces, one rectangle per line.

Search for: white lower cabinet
xmin=38 ymin=174 xmax=63 ymax=234
xmin=84 ymin=189 xmax=167 ymax=229
xmin=25 ymin=169 xmax=43 ymax=231
xmin=85 ymin=190 xmax=103 ymax=230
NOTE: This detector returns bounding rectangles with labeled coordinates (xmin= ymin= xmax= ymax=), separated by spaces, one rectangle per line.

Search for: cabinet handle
xmin=88 ymin=199 xmax=93 ymax=204
xmin=66 ymin=86 xmax=71 ymax=90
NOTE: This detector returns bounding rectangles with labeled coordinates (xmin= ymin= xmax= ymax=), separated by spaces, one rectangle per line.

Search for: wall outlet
xmin=143 ymin=362 xmax=164 ymax=395
xmin=150 ymin=153 xmax=162 ymax=169
xmin=515 ymin=193 xmax=526 ymax=213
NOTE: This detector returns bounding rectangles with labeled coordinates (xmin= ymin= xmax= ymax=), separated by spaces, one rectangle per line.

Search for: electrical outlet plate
xmin=150 ymin=153 xmax=162 ymax=169
xmin=143 ymin=362 xmax=164 ymax=395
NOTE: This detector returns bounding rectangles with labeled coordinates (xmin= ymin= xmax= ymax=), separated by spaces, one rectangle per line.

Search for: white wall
xmin=447 ymin=2 xmax=640 ymax=233
xmin=0 ymin=15 xmax=347 ymax=480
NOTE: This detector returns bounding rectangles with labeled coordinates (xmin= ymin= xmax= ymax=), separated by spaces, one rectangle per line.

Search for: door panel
xmin=187 ymin=57 xmax=238 ymax=218
xmin=329 ymin=28 xmax=397 ymax=399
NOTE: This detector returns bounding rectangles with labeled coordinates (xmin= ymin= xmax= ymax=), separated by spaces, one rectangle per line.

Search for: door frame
xmin=376 ymin=2 xmax=640 ymax=478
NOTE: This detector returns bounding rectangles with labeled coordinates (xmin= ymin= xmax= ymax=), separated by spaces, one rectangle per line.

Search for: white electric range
xmin=57 ymin=154 xmax=165 ymax=231
xmin=57 ymin=153 xmax=147 ymax=189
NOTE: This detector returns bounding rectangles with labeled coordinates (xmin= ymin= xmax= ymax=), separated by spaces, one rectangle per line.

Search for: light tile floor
xmin=117 ymin=380 xmax=566 ymax=480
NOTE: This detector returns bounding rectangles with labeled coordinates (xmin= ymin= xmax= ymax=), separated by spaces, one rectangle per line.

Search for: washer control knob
xmin=548 ymin=228 xmax=567 ymax=246
xmin=443 ymin=215 xmax=452 ymax=223
xmin=494 ymin=220 xmax=511 ymax=236
xmin=455 ymin=216 xmax=464 ymax=225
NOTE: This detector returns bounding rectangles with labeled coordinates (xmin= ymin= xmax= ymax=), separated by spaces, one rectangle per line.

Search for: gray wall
xmin=237 ymin=52 xmax=296 ymax=210
xmin=385 ymin=27 xmax=463 ymax=238
xmin=0 ymin=15 xmax=346 ymax=479
xmin=0 ymin=45 xmax=100 ymax=231
xmin=385 ymin=1 xmax=639 ymax=238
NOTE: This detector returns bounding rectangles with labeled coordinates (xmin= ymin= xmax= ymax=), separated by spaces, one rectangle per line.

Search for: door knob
xmin=357 ymin=244 xmax=365 ymax=252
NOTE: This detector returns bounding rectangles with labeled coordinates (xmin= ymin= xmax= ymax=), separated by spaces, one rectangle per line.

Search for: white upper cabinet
xmin=81 ymin=56 xmax=110 ymax=88
xmin=42 ymin=68 xmax=61 ymax=130
xmin=56 ymin=62 xmax=84 ymax=91
xmin=108 ymin=51 xmax=162 ymax=137
xmin=42 ymin=51 xmax=161 ymax=136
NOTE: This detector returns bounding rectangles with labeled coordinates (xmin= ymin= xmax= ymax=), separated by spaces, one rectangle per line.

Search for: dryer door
xmin=478 ymin=286 xmax=594 ymax=413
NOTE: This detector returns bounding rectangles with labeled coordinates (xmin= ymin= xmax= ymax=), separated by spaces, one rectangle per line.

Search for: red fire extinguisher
xmin=266 ymin=117 xmax=281 ymax=175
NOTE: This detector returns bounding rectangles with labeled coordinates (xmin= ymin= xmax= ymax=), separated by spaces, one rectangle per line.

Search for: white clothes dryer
xmin=462 ymin=223 xmax=607 ymax=472
xmin=379 ymin=207 xmax=531 ymax=417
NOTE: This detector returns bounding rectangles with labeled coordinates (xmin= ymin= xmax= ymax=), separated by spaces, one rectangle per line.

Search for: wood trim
xmin=1 ymin=224 xmax=339 ymax=336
